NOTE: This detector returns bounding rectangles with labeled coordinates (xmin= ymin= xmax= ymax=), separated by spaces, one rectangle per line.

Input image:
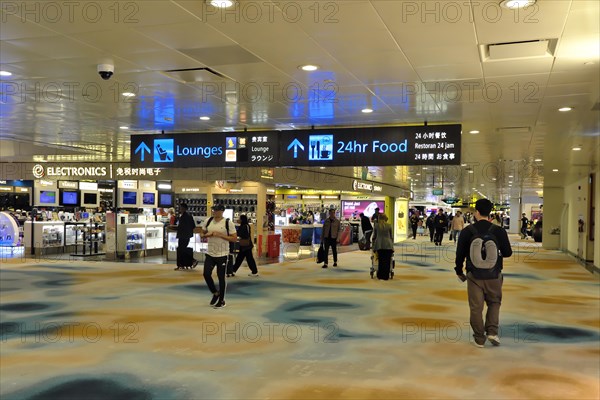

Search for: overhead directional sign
xmin=130 ymin=124 xmax=461 ymax=168
xmin=279 ymin=124 xmax=461 ymax=166
xmin=130 ymin=132 xmax=279 ymax=168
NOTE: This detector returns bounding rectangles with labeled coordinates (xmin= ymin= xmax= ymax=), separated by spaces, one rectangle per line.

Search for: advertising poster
xmin=341 ymin=200 xmax=385 ymax=219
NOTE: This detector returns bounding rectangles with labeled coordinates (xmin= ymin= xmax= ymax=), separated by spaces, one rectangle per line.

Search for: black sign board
xmin=278 ymin=124 xmax=461 ymax=166
xmin=130 ymin=132 xmax=279 ymax=168
xmin=130 ymin=124 xmax=461 ymax=168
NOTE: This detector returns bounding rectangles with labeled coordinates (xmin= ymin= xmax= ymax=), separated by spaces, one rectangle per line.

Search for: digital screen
xmin=159 ymin=193 xmax=173 ymax=207
xmin=83 ymin=193 xmax=97 ymax=205
xmin=62 ymin=191 xmax=78 ymax=205
xmin=341 ymin=200 xmax=385 ymax=219
xmin=142 ymin=192 xmax=155 ymax=205
xmin=40 ymin=191 xmax=56 ymax=204
xmin=122 ymin=191 xmax=137 ymax=205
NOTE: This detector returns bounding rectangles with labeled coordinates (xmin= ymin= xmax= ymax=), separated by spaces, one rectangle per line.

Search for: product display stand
xmin=70 ymin=221 xmax=106 ymax=258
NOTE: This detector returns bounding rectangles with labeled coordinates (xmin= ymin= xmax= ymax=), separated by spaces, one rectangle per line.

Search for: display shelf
xmin=166 ymin=231 xmax=207 ymax=261
xmin=64 ymin=222 xmax=86 ymax=246
xmin=70 ymin=221 xmax=106 ymax=257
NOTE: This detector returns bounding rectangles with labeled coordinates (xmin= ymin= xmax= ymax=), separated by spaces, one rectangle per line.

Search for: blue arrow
xmin=135 ymin=142 xmax=151 ymax=162
xmin=287 ymin=138 xmax=304 ymax=159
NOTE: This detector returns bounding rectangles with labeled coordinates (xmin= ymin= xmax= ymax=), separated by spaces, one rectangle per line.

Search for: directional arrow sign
xmin=135 ymin=142 xmax=151 ymax=162
xmin=287 ymin=138 xmax=304 ymax=159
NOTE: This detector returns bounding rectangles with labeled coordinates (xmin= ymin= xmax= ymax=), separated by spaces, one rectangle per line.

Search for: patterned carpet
xmin=1 ymin=235 xmax=599 ymax=399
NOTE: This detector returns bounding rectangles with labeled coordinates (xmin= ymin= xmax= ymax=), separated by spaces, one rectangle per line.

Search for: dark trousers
xmin=233 ymin=249 xmax=258 ymax=274
xmin=377 ymin=249 xmax=394 ymax=280
xmin=411 ymin=225 xmax=418 ymax=239
xmin=323 ymin=238 xmax=338 ymax=265
xmin=428 ymin=227 xmax=435 ymax=242
xmin=203 ymin=255 xmax=227 ymax=302
xmin=521 ymin=226 xmax=527 ymax=238
xmin=177 ymin=237 xmax=193 ymax=267
xmin=467 ymin=272 xmax=503 ymax=344
xmin=434 ymin=228 xmax=445 ymax=244
xmin=364 ymin=230 xmax=373 ymax=249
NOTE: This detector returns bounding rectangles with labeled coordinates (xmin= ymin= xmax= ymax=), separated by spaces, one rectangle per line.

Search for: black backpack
xmin=467 ymin=224 xmax=501 ymax=279
xmin=206 ymin=217 xmax=234 ymax=254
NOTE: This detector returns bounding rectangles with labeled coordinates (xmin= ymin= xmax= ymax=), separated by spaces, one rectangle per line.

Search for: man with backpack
xmin=454 ymin=199 xmax=512 ymax=348
xmin=200 ymin=204 xmax=238 ymax=309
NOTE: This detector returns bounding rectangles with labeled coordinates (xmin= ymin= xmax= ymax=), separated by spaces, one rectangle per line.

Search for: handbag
xmin=238 ymin=225 xmax=252 ymax=247
xmin=316 ymin=244 xmax=325 ymax=264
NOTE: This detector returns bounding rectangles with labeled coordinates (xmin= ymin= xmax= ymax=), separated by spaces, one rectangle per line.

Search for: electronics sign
xmin=279 ymin=124 xmax=461 ymax=166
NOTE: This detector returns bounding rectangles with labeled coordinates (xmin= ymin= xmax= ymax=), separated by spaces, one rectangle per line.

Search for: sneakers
xmin=192 ymin=260 xmax=199 ymax=269
xmin=472 ymin=341 xmax=485 ymax=348
xmin=487 ymin=335 xmax=501 ymax=346
xmin=248 ymin=273 xmax=259 ymax=277
xmin=213 ymin=300 xmax=226 ymax=309
xmin=333 ymin=262 xmax=338 ymax=267
xmin=322 ymin=264 xmax=328 ymax=269
xmin=209 ymin=293 xmax=220 ymax=306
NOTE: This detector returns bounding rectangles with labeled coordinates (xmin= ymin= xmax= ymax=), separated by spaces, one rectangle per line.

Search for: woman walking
xmin=232 ymin=214 xmax=259 ymax=277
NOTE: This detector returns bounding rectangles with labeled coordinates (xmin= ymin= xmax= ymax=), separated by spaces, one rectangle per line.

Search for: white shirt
xmin=202 ymin=218 xmax=231 ymax=257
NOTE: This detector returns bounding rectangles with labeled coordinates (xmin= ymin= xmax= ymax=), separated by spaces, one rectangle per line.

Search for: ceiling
xmin=1 ymin=0 xmax=599 ymax=204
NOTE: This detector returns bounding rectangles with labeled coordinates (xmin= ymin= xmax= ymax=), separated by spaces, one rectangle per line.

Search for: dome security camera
xmin=97 ymin=64 xmax=114 ymax=80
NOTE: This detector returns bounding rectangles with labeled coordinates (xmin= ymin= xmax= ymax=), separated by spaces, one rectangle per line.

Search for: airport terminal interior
xmin=1 ymin=1 xmax=599 ymax=399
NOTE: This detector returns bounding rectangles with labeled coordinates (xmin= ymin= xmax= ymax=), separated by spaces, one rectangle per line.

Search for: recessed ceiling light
xmin=423 ymin=167 xmax=428 ymax=170
xmin=416 ymin=173 xmax=421 ymax=176
xmin=480 ymin=184 xmax=484 ymax=187
xmin=200 ymin=116 xmax=211 ymax=121
xmin=468 ymin=170 xmax=474 ymax=174
xmin=534 ymin=158 xmax=542 ymax=162
xmin=572 ymin=147 xmax=581 ymax=151
xmin=461 ymin=163 xmax=467 ymax=167
xmin=122 ymin=92 xmax=136 ymax=97
xmin=119 ymin=126 xmax=129 ymax=130
xmin=508 ymin=185 xmax=512 ymax=187
xmin=469 ymin=130 xmax=479 ymax=134
xmin=558 ymin=107 xmax=572 ymax=112
xmin=492 ymin=178 xmax=497 ymax=181
xmin=508 ymin=175 xmax=513 ymax=178
xmin=552 ymin=169 xmax=559 ymax=172
xmin=361 ymin=108 xmax=373 ymax=113
xmin=509 ymin=181 xmax=513 ymax=184
xmin=0 ymin=71 xmax=12 ymax=76
xmin=500 ymin=0 xmax=536 ymax=9
xmin=299 ymin=65 xmax=319 ymax=71
xmin=209 ymin=0 xmax=234 ymax=7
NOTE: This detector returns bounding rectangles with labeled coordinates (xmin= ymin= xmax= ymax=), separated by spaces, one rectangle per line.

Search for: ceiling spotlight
xmin=200 ymin=116 xmax=211 ymax=121
xmin=534 ymin=158 xmax=542 ymax=162
xmin=122 ymin=92 xmax=136 ymax=97
xmin=558 ymin=107 xmax=572 ymax=112
xmin=572 ymin=147 xmax=581 ymax=151
xmin=0 ymin=71 xmax=12 ymax=77
xmin=552 ymin=169 xmax=559 ymax=172
xmin=361 ymin=108 xmax=373 ymax=113
xmin=500 ymin=0 xmax=536 ymax=9
xmin=119 ymin=126 xmax=129 ymax=130
xmin=469 ymin=130 xmax=479 ymax=134
xmin=468 ymin=170 xmax=474 ymax=174
xmin=209 ymin=0 xmax=234 ymax=7
xmin=299 ymin=65 xmax=319 ymax=71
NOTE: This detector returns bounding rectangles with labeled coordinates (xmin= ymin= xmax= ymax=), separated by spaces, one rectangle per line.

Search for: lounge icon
xmin=153 ymin=139 xmax=174 ymax=163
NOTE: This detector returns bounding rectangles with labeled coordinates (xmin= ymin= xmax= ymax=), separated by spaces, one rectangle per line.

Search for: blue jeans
xmin=452 ymin=229 xmax=461 ymax=242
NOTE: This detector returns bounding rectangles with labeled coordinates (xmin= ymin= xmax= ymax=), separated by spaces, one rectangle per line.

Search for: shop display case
xmin=117 ymin=223 xmax=146 ymax=253
xmin=24 ymin=221 xmax=65 ymax=254
xmin=145 ymin=222 xmax=164 ymax=250
xmin=166 ymin=231 xmax=207 ymax=261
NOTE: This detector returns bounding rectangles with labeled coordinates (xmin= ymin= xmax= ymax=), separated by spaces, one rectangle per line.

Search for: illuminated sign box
xmin=130 ymin=124 xmax=461 ymax=168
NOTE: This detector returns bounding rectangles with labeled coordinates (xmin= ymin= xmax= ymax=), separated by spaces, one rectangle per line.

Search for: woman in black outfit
xmin=232 ymin=214 xmax=259 ymax=276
